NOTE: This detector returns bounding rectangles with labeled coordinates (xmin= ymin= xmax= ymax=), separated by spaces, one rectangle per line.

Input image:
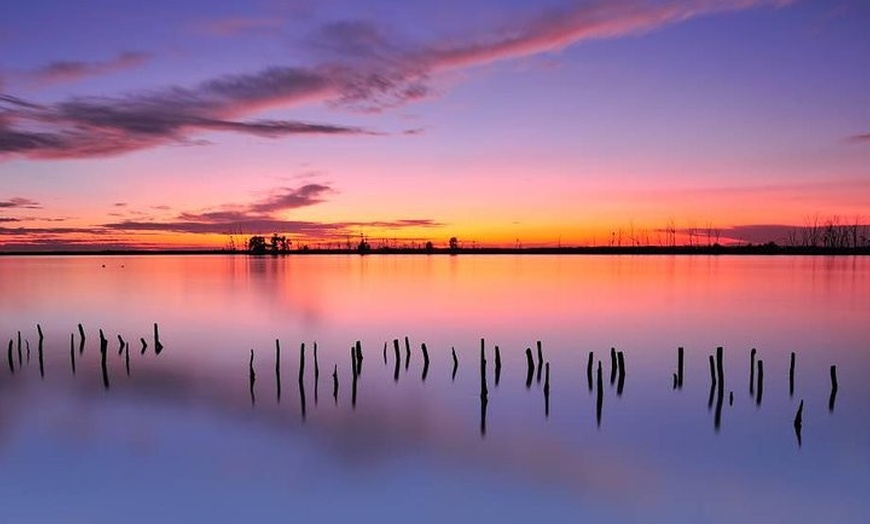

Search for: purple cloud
xmin=1 ymin=0 xmax=790 ymax=161
xmin=0 ymin=197 xmax=41 ymax=209
xmin=28 ymin=52 xmax=151 ymax=86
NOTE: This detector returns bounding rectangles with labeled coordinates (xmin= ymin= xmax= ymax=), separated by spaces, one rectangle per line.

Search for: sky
xmin=1 ymin=0 xmax=869 ymax=250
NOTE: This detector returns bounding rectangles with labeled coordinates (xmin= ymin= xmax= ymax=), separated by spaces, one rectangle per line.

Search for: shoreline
xmin=2 ymin=245 xmax=869 ymax=256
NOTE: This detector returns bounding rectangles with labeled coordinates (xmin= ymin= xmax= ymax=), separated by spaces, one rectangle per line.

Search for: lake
xmin=1 ymin=254 xmax=868 ymax=523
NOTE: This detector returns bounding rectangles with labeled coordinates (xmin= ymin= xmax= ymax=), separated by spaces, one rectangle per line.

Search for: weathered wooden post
xmin=828 ymin=365 xmax=838 ymax=412
xmin=393 ymin=340 xmax=400 ymax=382
xmin=249 ymin=350 xmax=256 ymax=405
xmin=480 ymin=343 xmax=488 ymax=401
xmin=494 ymin=345 xmax=501 ymax=386
xmin=616 ymin=351 xmax=626 ymax=396
xmin=716 ymin=346 xmax=725 ymax=398
xmin=393 ymin=339 xmax=401 ymax=382
xmin=314 ymin=342 xmax=320 ymax=405
xmin=383 ymin=342 xmax=387 ymax=365
xmin=299 ymin=372 xmax=308 ymax=420
xmin=26 ymin=340 xmax=31 ymax=364
xmin=69 ymin=333 xmax=76 ymax=375
xmin=7 ymin=339 xmax=14 ymax=374
xmin=99 ymin=329 xmax=109 ymax=390
xmin=17 ymin=331 xmax=22 ymax=367
xmin=708 ymin=354 xmax=717 ymax=410
xmin=586 ymin=351 xmax=594 ymax=391
xmin=525 ymin=348 xmax=534 ymax=388
xmin=37 ymin=324 xmax=45 ymax=379
xmin=543 ymin=362 xmax=550 ymax=417
xmin=451 ymin=347 xmax=458 ymax=381
xmin=153 ymin=323 xmax=164 ymax=355
xmin=793 ymin=399 xmax=804 ymax=447
xmin=421 ymin=343 xmax=430 ymax=381
xmin=78 ymin=323 xmax=86 ymax=354
xmin=332 ymin=364 xmax=339 ymax=404
xmin=117 ymin=335 xmax=126 ymax=355
xmin=351 ymin=355 xmax=358 ymax=410
xmin=596 ymin=361 xmax=603 ymax=427
xmin=677 ymin=346 xmax=684 ymax=388
xmin=756 ymin=359 xmax=764 ymax=406
xmin=275 ymin=339 xmax=282 ymax=403
xmin=749 ymin=347 xmax=756 ymax=395
xmin=353 ymin=340 xmax=361 ymax=372
xmin=789 ymin=352 xmax=795 ymax=397
xmin=404 ymin=336 xmax=411 ymax=370
xmin=124 ymin=344 xmax=130 ymax=376
xmin=480 ymin=344 xmax=488 ymax=438
xmin=140 ymin=338 xmax=147 ymax=354
xmin=536 ymin=341 xmax=543 ymax=383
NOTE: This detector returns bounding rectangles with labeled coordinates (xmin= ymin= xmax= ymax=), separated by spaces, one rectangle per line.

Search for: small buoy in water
xmin=101 ymin=264 xmax=105 ymax=268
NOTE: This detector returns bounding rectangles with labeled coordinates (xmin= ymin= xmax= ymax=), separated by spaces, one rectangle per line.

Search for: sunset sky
xmin=1 ymin=0 xmax=869 ymax=250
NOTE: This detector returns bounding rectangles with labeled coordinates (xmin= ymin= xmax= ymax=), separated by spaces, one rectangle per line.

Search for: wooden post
xmin=383 ymin=342 xmax=387 ymax=365
xmin=586 ymin=351 xmax=594 ymax=392
xmin=749 ymin=347 xmax=756 ymax=395
xmin=404 ymin=336 xmax=411 ymax=370
xmin=77 ymin=323 xmax=86 ymax=355
xmin=351 ymin=356 xmax=358 ymax=410
xmin=829 ymin=365 xmax=838 ymax=412
xmin=789 ymin=352 xmax=795 ymax=397
xmin=616 ymin=351 xmax=626 ymax=396
xmin=596 ymin=361 xmax=603 ymax=427
xmin=677 ymin=346 xmax=684 ymax=388
xmin=332 ymin=364 xmax=339 ymax=404
xmin=275 ymin=340 xmax=282 ymax=403
xmin=480 ymin=343 xmax=488 ymax=400
xmin=99 ymin=329 xmax=109 ymax=390
xmin=709 ymin=355 xmax=716 ymax=388
xmin=37 ymin=324 xmax=45 ymax=379
xmin=153 ymin=323 xmax=164 ymax=355
xmin=17 ymin=331 xmax=22 ymax=367
xmin=393 ymin=338 xmax=402 ymax=382
xmin=494 ymin=345 xmax=501 ymax=386
xmin=451 ymin=347 xmax=458 ymax=381
xmin=715 ymin=346 xmax=724 ymax=391
xmin=536 ymin=341 xmax=543 ymax=383
xmin=525 ymin=348 xmax=534 ymax=388
xmin=26 ymin=340 xmax=31 ymax=364
xmin=708 ymin=354 xmax=716 ymax=410
xmin=116 ymin=335 xmax=124 ymax=355
xmin=124 ymin=344 xmax=130 ymax=376
xmin=543 ymin=361 xmax=550 ymax=417
xmin=479 ymin=344 xmax=488 ymax=437
xmin=756 ymin=359 xmax=764 ymax=406
xmin=140 ymin=337 xmax=147 ymax=354
xmin=7 ymin=339 xmax=13 ymax=374
xmin=249 ymin=349 xmax=256 ymax=405
xmin=69 ymin=333 xmax=76 ymax=375
xmin=299 ymin=369 xmax=308 ymax=419
xmin=421 ymin=343 xmax=430 ymax=381
xmin=353 ymin=340 xmax=361 ymax=371
xmin=393 ymin=339 xmax=401 ymax=382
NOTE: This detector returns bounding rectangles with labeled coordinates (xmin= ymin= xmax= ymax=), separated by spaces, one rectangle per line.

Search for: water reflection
xmin=0 ymin=255 xmax=868 ymax=523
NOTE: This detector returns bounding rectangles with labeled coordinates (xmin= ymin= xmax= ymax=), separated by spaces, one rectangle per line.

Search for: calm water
xmin=1 ymin=255 xmax=868 ymax=523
